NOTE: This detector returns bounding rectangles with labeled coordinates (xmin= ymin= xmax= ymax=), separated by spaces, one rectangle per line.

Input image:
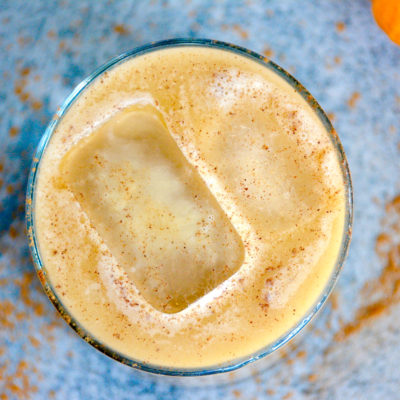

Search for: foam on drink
xmin=34 ymin=47 xmax=346 ymax=368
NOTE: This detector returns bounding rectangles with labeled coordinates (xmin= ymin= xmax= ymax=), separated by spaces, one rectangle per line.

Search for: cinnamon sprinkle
xmin=336 ymin=22 xmax=345 ymax=33
xmin=263 ymin=47 xmax=274 ymax=58
xmin=335 ymin=195 xmax=400 ymax=341
xmin=347 ymin=92 xmax=360 ymax=109
xmin=113 ymin=24 xmax=130 ymax=35
xmin=233 ymin=24 xmax=249 ymax=39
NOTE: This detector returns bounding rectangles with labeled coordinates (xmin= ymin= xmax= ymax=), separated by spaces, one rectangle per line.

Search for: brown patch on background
xmin=0 ymin=270 xmax=47 ymax=399
xmin=283 ymin=392 xmax=293 ymax=399
xmin=296 ymin=350 xmax=307 ymax=359
xmin=14 ymin=78 xmax=28 ymax=102
xmin=9 ymin=226 xmax=18 ymax=239
xmin=190 ymin=22 xmax=200 ymax=32
xmin=28 ymin=336 xmax=40 ymax=348
xmin=1 ymin=360 xmax=39 ymax=399
xmin=17 ymin=36 xmax=32 ymax=47
xmin=9 ymin=127 xmax=19 ymax=137
xmin=113 ymin=24 xmax=130 ymax=35
xmin=31 ymin=101 xmax=42 ymax=111
xmin=347 ymin=92 xmax=360 ymax=109
xmin=263 ymin=46 xmax=274 ymax=58
xmin=13 ymin=74 xmax=44 ymax=110
xmin=336 ymin=21 xmax=345 ymax=33
xmin=14 ymin=272 xmax=45 ymax=317
xmin=232 ymin=389 xmax=241 ymax=398
xmin=233 ymin=24 xmax=249 ymax=39
xmin=308 ymin=373 xmax=317 ymax=382
xmin=330 ymin=291 xmax=339 ymax=310
xmin=335 ymin=195 xmax=400 ymax=341
xmin=20 ymin=67 xmax=31 ymax=77
xmin=0 ymin=301 xmax=15 ymax=329
xmin=0 ymin=252 xmax=66 ymax=399
xmin=327 ymin=112 xmax=336 ymax=123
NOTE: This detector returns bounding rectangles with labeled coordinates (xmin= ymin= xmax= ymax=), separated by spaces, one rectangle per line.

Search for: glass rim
xmin=25 ymin=38 xmax=353 ymax=377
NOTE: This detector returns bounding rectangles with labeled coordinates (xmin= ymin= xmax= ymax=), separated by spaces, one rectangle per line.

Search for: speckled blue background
xmin=1 ymin=0 xmax=400 ymax=399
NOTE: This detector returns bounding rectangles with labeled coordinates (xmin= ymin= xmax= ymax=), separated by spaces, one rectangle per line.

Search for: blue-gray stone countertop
xmin=1 ymin=1 xmax=400 ymax=399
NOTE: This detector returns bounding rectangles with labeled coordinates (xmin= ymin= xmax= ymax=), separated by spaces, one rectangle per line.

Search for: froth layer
xmin=35 ymin=46 xmax=345 ymax=368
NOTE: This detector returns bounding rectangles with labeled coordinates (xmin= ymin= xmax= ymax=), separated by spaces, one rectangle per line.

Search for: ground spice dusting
xmin=336 ymin=21 xmax=345 ymax=33
xmin=14 ymin=272 xmax=45 ymax=316
xmin=347 ymin=92 xmax=360 ymax=109
xmin=31 ymin=100 xmax=42 ymax=111
xmin=307 ymin=373 xmax=317 ymax=383
xmin=0 ymin=231 xmax=61 ymax=399
xmin=334 ymin=56 xmax=342 ymax=65
xmin=329 ymin=291 xmax=339 ymax=311
xmin=335 ymin=195 xmax=400 ymax=341
xmin=327 ymin=112 xmax=336 ymax=123
xmin=13 ymin=70 xmax=44 ymax=111
xmin=1 ymin=360 xmax=39 ymax=399
xmin=47 ymin=30 xmax=56 ymax=38
xmin=113 ymin=24 xmax=130 ymax=35
xmin=9 ymin=126 xmax=19 ymax=137
xmin=232 ymin=389 xmax=242 ymax=398
xmin=20 ymin=67 xmax=30 ymax=77
xmin=263 ymin=47 xmax=274 ymax=58
xmin=233 ymin=24 xmax=249 ymax=39
xmin=296 ymin=350 xmax=307 ymax=359
xmin=9 ymin=226 xmax=18 ymax=239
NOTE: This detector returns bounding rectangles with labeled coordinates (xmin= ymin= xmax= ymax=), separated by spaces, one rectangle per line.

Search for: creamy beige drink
xmin=34 ymin=45 xmax=346 ymax=369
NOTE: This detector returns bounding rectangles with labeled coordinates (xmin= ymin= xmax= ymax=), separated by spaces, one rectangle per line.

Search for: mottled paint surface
xmin=1 ymin=1 xmax=400 ymax=399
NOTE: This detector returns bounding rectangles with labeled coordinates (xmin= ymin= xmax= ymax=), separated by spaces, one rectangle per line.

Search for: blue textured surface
xmin=1 ymin=1 xmax=400 ymax=399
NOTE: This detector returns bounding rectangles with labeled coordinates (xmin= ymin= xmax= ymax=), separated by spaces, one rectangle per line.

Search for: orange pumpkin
xmin=372 ymin=0 xmax=400 ymax=45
